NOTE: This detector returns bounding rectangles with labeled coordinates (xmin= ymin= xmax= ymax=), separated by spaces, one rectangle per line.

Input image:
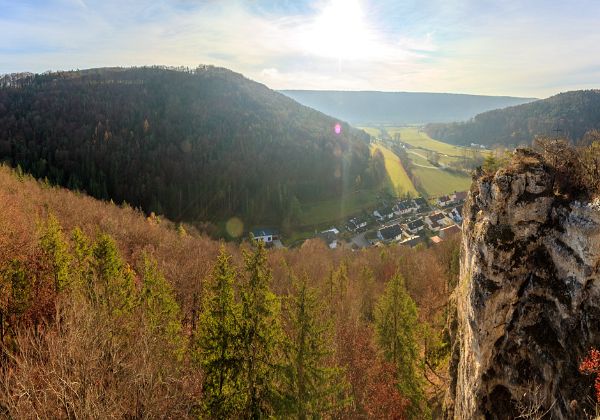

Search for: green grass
xmin=387 ymin=127 xmax=475 ymax=157
xmin=412 ymin=166 xmax=472 ymax=197
xmin=370 ymin=144 xmax=418 ymax=198
xmin=361 ymin=126 xmax=477 ymax=197
xmin=358 ymin=126 xmax=382 ymax=137
xmin=298 ymin=189 xmax=379 ymax=227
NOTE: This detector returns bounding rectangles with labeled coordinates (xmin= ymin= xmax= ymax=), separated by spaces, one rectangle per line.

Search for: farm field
xmin=370 ymin=144 xmax=418 ymax=198
xmin=387 ymin=127 xmax=470 ymax=156
xmin=364 ymin=126 xmax=475 ymax=198
xmin=359 ymin=126 xmax=382 ymax=137
xmin=412 ymin=166 xmax=472 ymax=197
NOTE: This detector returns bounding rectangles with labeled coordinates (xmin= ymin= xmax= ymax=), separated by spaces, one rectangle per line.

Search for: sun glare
xmin=302 ymin=0 xmax=375 ymax=60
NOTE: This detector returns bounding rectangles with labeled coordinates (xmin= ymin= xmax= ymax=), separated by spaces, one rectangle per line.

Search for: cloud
xmin=1 ymin=0 xmax=599 ymax=97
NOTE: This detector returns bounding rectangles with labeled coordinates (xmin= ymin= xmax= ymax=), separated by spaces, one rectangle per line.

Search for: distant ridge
xmin=424 ymin=89 xmax=600 ymax=147
xmin=280 ymin=90 xmax=535 ymax=125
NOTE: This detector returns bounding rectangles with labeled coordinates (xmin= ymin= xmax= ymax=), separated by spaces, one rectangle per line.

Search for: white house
xmin=377 ymin=224 xmax=404 ymax=242
xmin=425 ymin=213 xmax=454 ymax=231
xmin=251 ymin=229 xmax=279 ymax=243
xmin=437 ymin=195 xmax=453 ymax=207
xmin=394 ymin=199 xmax=418 ymax=215
xmin=405 ymin=219 xmax=425 ymax=234
xmin=373 ymin=206 xmax=395 ymax=221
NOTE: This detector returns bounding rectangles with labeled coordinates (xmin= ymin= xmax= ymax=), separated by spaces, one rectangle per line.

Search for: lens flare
xmin=334 ymin=123 xmax=342 ymax=135
xmin=225 ymin=217 xmax=244 ymax=238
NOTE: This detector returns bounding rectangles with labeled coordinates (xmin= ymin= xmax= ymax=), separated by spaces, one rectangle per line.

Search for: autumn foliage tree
xmin=579 ymin=348 xmax=600 ymax=403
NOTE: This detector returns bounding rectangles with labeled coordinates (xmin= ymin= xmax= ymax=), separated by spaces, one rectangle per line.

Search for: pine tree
xmin=39 ymin=214 xmax=71 ymax=292
xmin=139 ymin=253 xmax=185 ymax=361
xmin=282 ymin=277 xmax=349 ymax=419
xmin=196 ymin=246 xmax=244 ymax=419
xmin=91 ymin=234 xmax=135 ymax=317
xmin=70 ymin=227 xmax=93 ymax=292
xmin=375 ymin=272 xmax=429 ymax=419
xmin=239 ymin=241 xmax=284 ymax=418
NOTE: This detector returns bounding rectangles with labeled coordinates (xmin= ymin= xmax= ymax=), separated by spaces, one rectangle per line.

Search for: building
xmin=426 ymin=212 xmax=454 ymax=231
xmin=377 ymin=224 xmax=404 ymax=242
xmin=251 ymin=228 xmax=279 ymax=243
xmin=394 ymin=199 xmax=418 ymax=215
xmin=437 ymin=195 xmax=452 ymax=207
xmin=430 ymin=235 xmax=443 ymax=244
xmin=452 ymin=191 xmax=468 ymax=202
xmin=413 ymin=197 xmax=428 ymax=210
xmin=449 ymin=205 xmax=463 ymax=223
xmin=399 ymin=235 xmax=425 ymax=248
xmin=406 ymin=219 xmax=425 ymax=234
xmin=319 ymin=230 xmax=338 ymax=249
xmin=373 ymin=206 xmax=396 ymax=221
xmin=440 ymin=224 xmax=461 ymax=239
xmin=348 ymin=216 xmax=369 ymax=231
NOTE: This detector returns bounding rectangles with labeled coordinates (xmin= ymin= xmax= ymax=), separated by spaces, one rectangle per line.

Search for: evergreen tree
xmin=239 ymin=242 xmax=284 ymax=418
xmin=39 ymin=214 xmax=71 ymax=292
xmin=139 ymin=253 xmax=185 ymax=361
xmin=196 ymin=246 xmax=244 ymax=419
xmin=91 ymin=234 xmax=135 ymax=317
xmin=375 ymin=272 xmax=429 ymax=419
xmin=70 ymin=227 xmax=93 ymax=292
xmin=282 ymin=277 xmax=349 ymax=419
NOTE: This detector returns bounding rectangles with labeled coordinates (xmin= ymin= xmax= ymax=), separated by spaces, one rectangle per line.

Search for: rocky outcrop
xmin=447 ymin=149 xmax=600 ymax=419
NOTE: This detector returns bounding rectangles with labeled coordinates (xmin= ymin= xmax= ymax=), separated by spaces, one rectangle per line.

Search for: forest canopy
xmin=0 ymin=66 xmax=382 ymax=227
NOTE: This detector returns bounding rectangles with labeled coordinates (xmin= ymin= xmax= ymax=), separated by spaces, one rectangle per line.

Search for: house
xmin=405 ymin=219 xmax=425 ymax=234
xmin=437 ymin=195 xmax=452 ymax=207
xmin=373 ymin=206 xmax=396 ymax=221
xmin=430 ymin=235 xmax=443 ymax=244
xmin=377 ymin=224 xmax=404 ymax=242
xmin=439 ymin=224 xmax=461 ymax=239
xmin=449 ymin=205 xmax=463 ymax=223
xmin=413 ymin=197 xmax=428 ymax=210
xmin=251 ymin=228 xmax=279 ymax=243
xmin=399 ymin=235 xmax=425 ymax=248
xmin=319 ymin=230 xmax=338 ymax=249
xmin=425 ymin=213 xmax=454 ymax=231
xmin=394 ymin=199 xmax=418 ymax=215
xmin=347 ymin=216 xmax=368 ymax=231
xmin=452 ymin=191 xmax=468 ymax=202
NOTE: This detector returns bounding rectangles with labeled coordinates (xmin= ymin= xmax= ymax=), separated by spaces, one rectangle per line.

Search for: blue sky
xmin=1 ymin=0 xmax=599 ymax=97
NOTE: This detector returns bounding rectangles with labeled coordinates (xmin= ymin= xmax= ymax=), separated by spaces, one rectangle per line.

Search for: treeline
xmin=0 ymin=66 xmax=383 ymax=227
xmin=425 ymin=90 xmax=600 ymax=148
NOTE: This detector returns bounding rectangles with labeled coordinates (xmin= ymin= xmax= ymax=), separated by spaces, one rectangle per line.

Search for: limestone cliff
xmin=447 ymin=149 xmax=600 ymax=419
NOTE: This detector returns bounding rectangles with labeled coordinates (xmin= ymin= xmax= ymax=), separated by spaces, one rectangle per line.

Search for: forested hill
xmin=424 ymin=90 xmax=600 ymax=147
xmin=0 ymin=66 xmax=379 ymax=227
xmin=280 ymin=90 xmax=535 ymax=124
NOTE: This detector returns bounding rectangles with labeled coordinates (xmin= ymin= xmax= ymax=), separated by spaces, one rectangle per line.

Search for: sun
xmin=301 ymin=0 xmax=375 ymax=61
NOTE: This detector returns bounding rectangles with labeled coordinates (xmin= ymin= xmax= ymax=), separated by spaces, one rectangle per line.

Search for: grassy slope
xmin=384 ymin=127 xmax=474 ymax=197
xmin=388 ymin=127 xmax=473 ymax=156
xmin=412 ymin=166 xmax=472 ymax=197
xmin=298 ymin=189 xmax=379 ymax=227
xmin=370 ymin=144 xmax=418 ymax=197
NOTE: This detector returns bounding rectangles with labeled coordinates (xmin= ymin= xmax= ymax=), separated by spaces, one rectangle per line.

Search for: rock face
xmin=447 ymin=149 xmax=600 ymax=419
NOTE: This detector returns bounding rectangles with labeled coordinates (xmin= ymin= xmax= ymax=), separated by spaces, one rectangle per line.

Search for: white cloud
xmin=1 ymin=0 xmax=600 ymax=97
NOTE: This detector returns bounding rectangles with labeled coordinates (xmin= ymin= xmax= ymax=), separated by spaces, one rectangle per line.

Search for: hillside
xmin=425 ymin=90 xmax=600 ymax=147
xmin=280 ymin=90 xmax=535 ymax=125
xmin=0 ymin=66 xmax=381 ymax=229
xmin=0 ymin=164 xmax=457 ymax=418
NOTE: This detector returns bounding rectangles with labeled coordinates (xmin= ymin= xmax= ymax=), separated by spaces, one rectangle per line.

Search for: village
xmin=251 ymin=191 xmax=467 ymax=250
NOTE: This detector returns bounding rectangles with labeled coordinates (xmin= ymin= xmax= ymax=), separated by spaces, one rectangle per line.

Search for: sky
xmin=1 ymin=0 xmax=600 ymax=97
